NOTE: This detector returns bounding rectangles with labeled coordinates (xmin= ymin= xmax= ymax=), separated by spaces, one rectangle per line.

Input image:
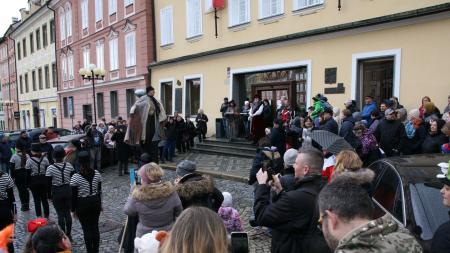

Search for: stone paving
xmin=12 ymin=158 xmax=271 ymax=253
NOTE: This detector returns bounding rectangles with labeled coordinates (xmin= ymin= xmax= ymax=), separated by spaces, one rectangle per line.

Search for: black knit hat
xmin=77 ymin=151 xmax=90 ymax=164
xmin=53 ymin=145 xmax=66 ymax=159
xmin=31 ymin=143 xmax=42 ymax=153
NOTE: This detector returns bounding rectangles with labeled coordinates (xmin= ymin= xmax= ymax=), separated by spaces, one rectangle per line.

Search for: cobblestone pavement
xmin=12 ymin=163 xmax=271 ymax=253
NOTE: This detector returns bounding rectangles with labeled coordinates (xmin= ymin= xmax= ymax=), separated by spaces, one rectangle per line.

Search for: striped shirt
xmin=10 ymin=153 xmax=30 ymax=170
xmin=25 ymin=157 xmax=50 ymax=176
xmin=70 ymin=170 xmax=102 ymax=198
xmin=0 ymin=173 xmax=14 ymax=200
xmin=46 ymin=162 xmax=75 ymax=186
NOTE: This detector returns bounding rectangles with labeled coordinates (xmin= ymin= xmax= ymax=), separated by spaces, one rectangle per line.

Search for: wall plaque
xmin=325 ymin=68 xmax=337 ymax=84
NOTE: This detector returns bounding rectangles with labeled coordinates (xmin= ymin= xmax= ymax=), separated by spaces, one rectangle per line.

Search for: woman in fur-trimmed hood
xmin=124 ymin=163 xmax=183 ymax=238
xmin=175 ymin=160 xmax=224 ymax=212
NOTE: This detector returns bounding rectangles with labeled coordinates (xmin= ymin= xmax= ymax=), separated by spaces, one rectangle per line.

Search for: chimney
xmin=19 ymin=8 xmax=30 ymax=21
xmin=11 ymin=17 xmax=19 ymax=24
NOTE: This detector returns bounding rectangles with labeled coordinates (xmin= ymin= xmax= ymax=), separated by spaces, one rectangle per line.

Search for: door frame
xmin=159 ymin=77 xmax=176 ymax=116
xmin=351 ymin=49 xmax=402 ymax=102
xmin=251 ymin=81 xmax=296 ymax=106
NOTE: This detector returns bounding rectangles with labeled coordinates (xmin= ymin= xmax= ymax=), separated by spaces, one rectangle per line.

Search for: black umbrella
xmin=309 ymin=130 xmax=354 ymax=155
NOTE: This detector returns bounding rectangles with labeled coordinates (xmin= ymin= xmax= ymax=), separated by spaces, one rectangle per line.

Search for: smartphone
xmin=231 ymin=232 xmax=249 ymax=253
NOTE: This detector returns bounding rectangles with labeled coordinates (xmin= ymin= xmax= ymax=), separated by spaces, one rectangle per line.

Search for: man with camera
xmin=254 ymin=147 xmax=330 ymax=253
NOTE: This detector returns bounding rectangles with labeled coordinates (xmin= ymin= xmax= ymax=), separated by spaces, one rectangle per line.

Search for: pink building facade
xmin=0 ymin=21 xmax=21 ymax=131
xmin=49 ymin=0 xmax=154 ymax=128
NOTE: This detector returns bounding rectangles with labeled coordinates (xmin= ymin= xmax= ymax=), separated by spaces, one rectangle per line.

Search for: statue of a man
xmin=125 ymin=86 xmax=166 ymax=163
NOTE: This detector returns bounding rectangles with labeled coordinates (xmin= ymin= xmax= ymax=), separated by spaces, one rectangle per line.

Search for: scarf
xmin=405 ymin=121 xmax=416 ymax=139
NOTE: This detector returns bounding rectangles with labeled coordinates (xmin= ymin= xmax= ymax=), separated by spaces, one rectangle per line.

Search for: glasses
xmin=317 ymin=212 xmax=328 ymax=232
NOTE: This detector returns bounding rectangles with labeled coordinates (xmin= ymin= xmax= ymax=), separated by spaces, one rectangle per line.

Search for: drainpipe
xmin=6 ymin=39 xmax=12 ymax=131
xmin=46 ymin=0 xmax=61 ymax=128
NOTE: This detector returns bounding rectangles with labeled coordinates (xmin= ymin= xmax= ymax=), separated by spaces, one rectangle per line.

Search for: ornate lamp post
xmin=78 ymin=64 xmax=105 ymax=124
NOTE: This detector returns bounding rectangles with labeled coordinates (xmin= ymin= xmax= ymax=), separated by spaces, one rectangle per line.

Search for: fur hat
xmin=176 ymin=160 xmax=196 ymax=177
xmin=283 ymin=148 xmax=298 ymax=167
xmin=222 ymin=192 xmax=232 ymax=207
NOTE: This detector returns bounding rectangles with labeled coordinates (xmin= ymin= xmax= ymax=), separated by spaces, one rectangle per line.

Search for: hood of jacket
xmin=132 ymin=181 xmax=175 ymax=201
xmin=333 ymin=168 xmax=375 ymax=185
xmin=176 ymin=173 xmax=215 ymax=200
xmin=342 ymin=116 xmax=355 ymax=124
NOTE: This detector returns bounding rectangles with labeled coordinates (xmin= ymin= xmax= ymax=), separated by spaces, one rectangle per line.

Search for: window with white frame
xmin=65 ymin=4 xmax=72 ymax=37
xmin=160 ymin=6 xmax=174 ymax=46
xmin=293 ymin=0 xmax=323 ymax=11
xmin=59 ymin=9 xmax=66 ymax=41
xmin=109 ymin=0 xmax=117 ymax=15
xmin=125 ymin=32 xmax=136 ymax=67
xmin=81 ymin=0 xmax=89 ymax=29
xmin=61 ymin=55 xmax=67 ymax=81
xmin=259 ymin=0 xmax=283 ymax=19
xmin=124 ymin=0 xmax=134 ymax=6
xmin=95 ymin=0 xmax=103 ymax=22
xmin=82 ymin=47 xmax=90 ymax=69
xmin=109 ymin=38 xmax=118 ymax=70
xmin=204 ymin=0 xmax=214 ymax=12
xmin=228 ymin=0 xmax=250 ymax=27
xmin=185 ymin=78 xmax=201 ymax=117
xmin=96 ymin=41 xmax=104 ymax=70
xmin=186 ymin=0 xmax=202 ymax=38
xmin=67 ymin=54 xmax=74 ymax=80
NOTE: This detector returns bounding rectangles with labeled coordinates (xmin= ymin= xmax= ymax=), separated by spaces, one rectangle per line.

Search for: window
xmin=38 ymin=68 xmax=43 ymax=90
xmin=161 ymin=81 xmax=173 ymax=115
xmin=97 ymin=93 xmax=104 ymax=118
xmin=25 ymin=73 xmax=29 ymax=93
xmin=67 ymin=54 xmax=74 ymax=80
xmin=61 ymin=55 xmax=67 ymax=81
xmin=66 ymin=5 xmax=72 ymax=37
xmin=63 ymin=97 xmax=68 ymax=118
xmin=52 ymin=63 xmax=57 ymax=87
xmin=110 ymin=91 xmax=118 ymax=118
xmin=185 ymin=78 xmax=201 ymax=116
xmin=44 ymin=65 xmax=50 ymax=88
xmin=259 ymin=0 xmax=283 ymax=19
xmin=42 ymin=24 xmax=48 ymax=47
xmin=50 ymin=19 xmax=55 ymax=43
xmin=175 ymin=88 xmax=183 ymax=114
xmin=30 ymin=33 xmax=34 ymax=54
xmin=109 ymin=38 xmax=118 ymax=70
xmin=36 ymin=28 xmax=41 ymax=50
xmin=95 ymin=0 xmax=103 ymax=22
xmin=17 ymin=42 xmax=21 ymax=60
xmin=125 ymin=32 xmax=136 ymax=67
xmin=126 ymin=89 xmax=135 ymax=117
xmin=229 ymin=0 xmax=250 ymax=27
xmin=186 ymin=0 xmax=202 ymax=38
xmin=19 ymin=75 xmax=23 ymax=94
xmin=124 ymin=0 xmax=134 ymax=6
xmin=59 ymin=9 xmax=66 ymax=41
xmin=160 ymin=6 xmax=174 ymax=46
xmin=81 ymin=0 xmax=89 ymax=29
xmin=109 ymin=0 xmax=117 ymax=15
xmin=22 ymin=39 xmax=26 ymax=57
xmin=205 ymin=0 xmax=214 ymax=12
xmin=32 ymin=70 xmax=36 ymax=91
xmin=82 ymin=47 xmax=90 ymax=69
xmin=96 ymin=41 xmax=104 ymax=70
xmin=293 ymin=0 xmax=323 ymax=11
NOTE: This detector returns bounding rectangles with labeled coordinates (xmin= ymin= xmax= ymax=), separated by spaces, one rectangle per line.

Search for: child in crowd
xmin=218 ymin=192 xmax=243 ymax=233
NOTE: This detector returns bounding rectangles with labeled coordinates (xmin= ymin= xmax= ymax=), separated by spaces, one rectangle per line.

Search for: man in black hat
xmin=39 ymin=134 xmax=54 ymax=165
xmin=432 ymin=168 xmax=450 ymax=253
xmin=270 ymin=119 xmax=286 ymax=156
xmin=319 ymin=108 xmax=339 ymax=135
xmin=16 ymin=130 xmax=32 ymax=154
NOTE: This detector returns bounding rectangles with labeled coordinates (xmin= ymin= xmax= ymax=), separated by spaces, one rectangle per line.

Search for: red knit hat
xmin=27 ymin=218 xmax=48 ymax=234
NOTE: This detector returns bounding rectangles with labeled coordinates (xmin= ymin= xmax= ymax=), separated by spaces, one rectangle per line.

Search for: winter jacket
xmin=361 ymin=102 xmax=377 ymax=121
xmin=111 ymin=130 xmax=131 ymax=161
xmin=124 ymin=181 xmax=183 ymax=238
xmin=16 ymin=137 xmax=32 ymax=152
xmin=249 ymin=148 xmax=282 ymax=185
xmin=422 ymin=132 xmax=448 ymax=154
xmin=310 ymin=100 xmax=324 ymax=120
xmin=0 ymin=141 xmax=12 ymax=163
xmin=254 ymin=174 xmax=330 ymax=253
xmin=319 ymin=118 xmax=339 ymax=135
xmin=175 ymin=173 xmax=224 ymax=212
xmin=86 ymin=128 xmax=104 ymax=148
xmin=164 ymin=123 xmax=177 ymax=141
xmin=40 ymin=142 xmax=54 ymax=165
xmin=270 ymin=127 xmax=286 ymax=156
xmin=374 ymin=119 xmax=405 ymax=156
xmin=195 ymin=114 xmax=208 ymax=133
xmin=335 ymin=214 xmax=422 ymax=253
xmin=432 ymin=220 xmax=450 ymax=253
xmin=218 ymin=206 xmax=243 ymax=233
xmin=400 ymin=125 xmax=427 ymax=155
xmin=339 ymin=117 xmax=360 ymax=149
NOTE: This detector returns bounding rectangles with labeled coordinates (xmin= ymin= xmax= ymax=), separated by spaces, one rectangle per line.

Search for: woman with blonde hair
xmin=124 ymin=162 xmax=182 ymax=238
xmin=160 ymin=206 xmax=229 ymax=253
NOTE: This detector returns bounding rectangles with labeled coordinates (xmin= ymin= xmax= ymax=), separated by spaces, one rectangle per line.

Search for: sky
xmin=0 ymin=0 xmax=29 ymax=36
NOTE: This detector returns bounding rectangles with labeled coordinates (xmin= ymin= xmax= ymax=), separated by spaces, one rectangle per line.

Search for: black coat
xmin=400 ymin=125 xmax=427 ymax=155
xmin=339 ymin=117 xmax=360 ymax=149
xmin=164 ymin=123 xmax=177 ymax=141
xmin=319 ymin=118 xmax=338 ymax=135
xmin=195 ymin=114 xmax=208 ymax=133
xmin=270 ymin=127 xmax=286 ymax=156
xmin=16 ymin=137 xmax=32 ymax=152
xmin=111 ymin=130 xmax=131 ymax=161
xmin=40 ymin=142 xmax=54 ymax=164
xmin=374 ymin=119 xmax=405 ymax=156
xmin=432 ymin=220 xmax=450 ymax=253
xmin=254 ymin=175 xmax=330 ymax=253
xmin=422 ymin=132 xmax=448 ymax=154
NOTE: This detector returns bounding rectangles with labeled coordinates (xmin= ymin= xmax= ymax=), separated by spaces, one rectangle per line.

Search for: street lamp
xmin=79 ymin=64 xmax=105 ymax=124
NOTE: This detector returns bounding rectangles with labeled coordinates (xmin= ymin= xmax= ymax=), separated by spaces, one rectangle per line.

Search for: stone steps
xmin=191 ymin=138 xmax=256 ymax=158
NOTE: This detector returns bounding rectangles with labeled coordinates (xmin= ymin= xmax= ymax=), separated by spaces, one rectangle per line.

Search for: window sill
xmin=228 ymin=22 xmax=251 ymax=32
xmin=292 ymin=4 xmax=325 ymax=16
xmin=160 ymin=43 xmax=174 ymax=50
xmin=258 ymin=14 xmax=285 ymax=25
xmin=186 ymin=34 xmax=203 ymax=43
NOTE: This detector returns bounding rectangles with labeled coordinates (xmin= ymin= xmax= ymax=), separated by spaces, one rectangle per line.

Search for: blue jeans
xmin=222 ymin=118 xmax=229 ymax=138
xmin=164 ymin=140 xmax=176 ymax=161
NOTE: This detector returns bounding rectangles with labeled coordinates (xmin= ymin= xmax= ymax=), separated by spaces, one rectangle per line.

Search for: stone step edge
xmin=160 ymin=164 xmax=248 ymax=183
xmin=190 ymin=148 xmax=255 ymax=158
xmin=196 ymin=143 xmax=256 ymax=151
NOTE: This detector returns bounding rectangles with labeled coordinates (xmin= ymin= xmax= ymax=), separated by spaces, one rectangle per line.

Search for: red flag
xmin=213 ymin=0 xmax=225 ymax=9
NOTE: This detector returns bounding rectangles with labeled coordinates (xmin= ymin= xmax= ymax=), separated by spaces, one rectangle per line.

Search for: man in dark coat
xmin=38 ymin=134 xmax=54 ymax=165
xmin=254 ymin=147 xmax=330 ymax=253
xmin=16 ymin=130 xmax=32 ymax=154
xmin=0 ymin=134 xmax=12 ymax=173
xmin=270 ymin=119 xmax=286 ymax=156
xmin=374 ymin=109 xmax=405 ymax=157
xmin=86 ymin=123 xmax=104 ymax=171
xmin=319 ymin=108 xmax=338 ymax=135
xmin=339 ymin=109 xmax=361 ymax=150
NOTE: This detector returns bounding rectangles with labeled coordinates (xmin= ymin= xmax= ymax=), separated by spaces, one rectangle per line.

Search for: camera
xmin=262 ymin=160 xmax=276 ymax=182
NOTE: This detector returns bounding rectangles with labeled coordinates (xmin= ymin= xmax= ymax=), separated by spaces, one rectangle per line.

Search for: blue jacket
xmin=361 ymin=102 xmax=377 ymax=121
xmin=0 ymin=141 xmax=13 ymax=163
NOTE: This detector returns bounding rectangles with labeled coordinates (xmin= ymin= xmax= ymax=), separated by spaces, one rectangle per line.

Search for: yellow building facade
xmin=151 ymin=0 xmax=450 ymax=132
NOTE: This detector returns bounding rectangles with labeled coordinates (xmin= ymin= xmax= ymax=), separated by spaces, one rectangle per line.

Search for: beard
xmin=323 ymin=222 xmax=340 ymax=250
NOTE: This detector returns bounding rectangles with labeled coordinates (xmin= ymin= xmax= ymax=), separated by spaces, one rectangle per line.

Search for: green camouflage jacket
xmin=335 ymin=214 xmax=423 ymax=253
